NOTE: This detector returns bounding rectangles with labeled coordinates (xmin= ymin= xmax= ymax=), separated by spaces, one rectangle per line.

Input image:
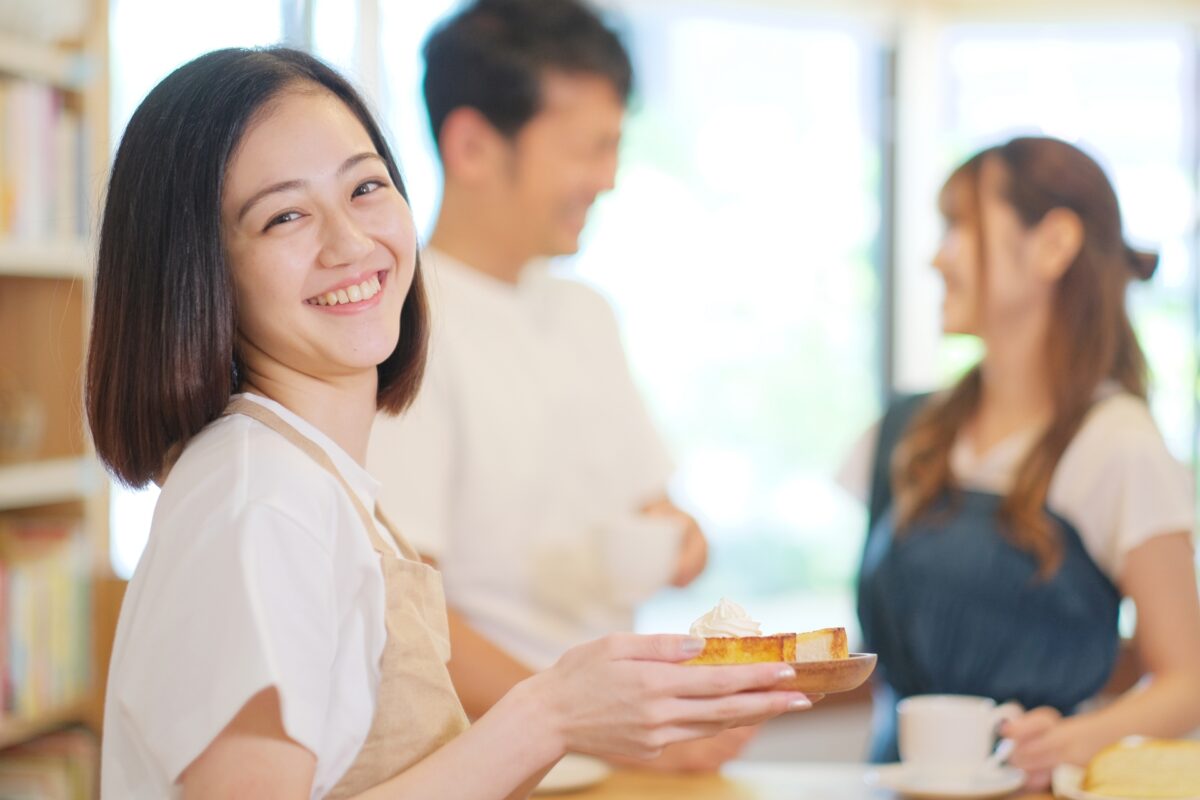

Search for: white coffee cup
xmin=600 ymin=513 xmax=684 ymax=607
xmin=897 ymin=694 xmax=1021 ymax=779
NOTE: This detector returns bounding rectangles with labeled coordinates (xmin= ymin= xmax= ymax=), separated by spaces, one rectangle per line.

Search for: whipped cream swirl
xmin=689 ymin=598 xmax=762 ymax=637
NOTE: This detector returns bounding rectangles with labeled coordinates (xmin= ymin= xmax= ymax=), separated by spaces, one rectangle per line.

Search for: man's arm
xmin=445 ymin=607 xmax=536 ymax=720
xmin=417 ymin=552 xmax=534 ymax=720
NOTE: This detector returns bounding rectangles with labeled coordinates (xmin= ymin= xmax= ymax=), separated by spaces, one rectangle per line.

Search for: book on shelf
xmin=0 ymin=726 xmax=98 ymax=800
xmin=0 ymin=518 xmax=91 ymax=723
xmin=0 ymin=76 xmax=87 ymax=245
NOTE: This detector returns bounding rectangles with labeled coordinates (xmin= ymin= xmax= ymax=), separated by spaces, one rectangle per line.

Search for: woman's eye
xmin=264 ymin=211 xmax=302 ymax=231
xmin=352 ymin=180 xmax=385 ymax=198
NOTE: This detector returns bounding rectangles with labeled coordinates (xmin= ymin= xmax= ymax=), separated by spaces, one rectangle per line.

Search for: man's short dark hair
xmin=422 ymin=0 xmax=633 ymax=148
xmin=87 ymin=47 xmax=429 ymax=488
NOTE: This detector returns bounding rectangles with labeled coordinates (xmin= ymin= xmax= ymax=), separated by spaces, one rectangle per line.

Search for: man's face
xmin=501 ymin=71 xmax=624 ymax=257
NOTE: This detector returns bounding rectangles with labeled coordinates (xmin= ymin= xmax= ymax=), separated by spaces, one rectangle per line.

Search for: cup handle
xmin=986 ymin=702 xmax=1023 ymax=770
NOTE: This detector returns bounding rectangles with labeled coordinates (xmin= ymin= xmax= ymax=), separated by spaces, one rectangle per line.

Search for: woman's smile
xmin=305 ymin=268 xmax=390 ymax=310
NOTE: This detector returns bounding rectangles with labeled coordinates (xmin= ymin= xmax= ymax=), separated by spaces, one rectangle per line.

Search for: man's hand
xmin=642 ymin=497 xmax=708 ymax=587
xmin=605 ymin=726 xmax=758 ymax=773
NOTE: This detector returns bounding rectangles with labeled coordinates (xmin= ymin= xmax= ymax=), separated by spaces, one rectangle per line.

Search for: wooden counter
xmin=537 ymin=762 xmax=1053 ymax=799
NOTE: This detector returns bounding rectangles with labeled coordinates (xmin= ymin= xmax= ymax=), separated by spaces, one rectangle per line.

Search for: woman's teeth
xmin=308 ymin=275 xmax=382 ymax=307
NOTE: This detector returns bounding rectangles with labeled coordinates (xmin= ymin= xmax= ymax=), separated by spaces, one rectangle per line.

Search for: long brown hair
xmin=891 ymin=137 xmax=1156 ymax=575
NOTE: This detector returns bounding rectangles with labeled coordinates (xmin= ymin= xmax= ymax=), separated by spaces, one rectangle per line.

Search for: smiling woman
xmin=86 ymin=46 xmax=811 ymax=800
xmin=220 ymin=90 xmax=415 ymax=397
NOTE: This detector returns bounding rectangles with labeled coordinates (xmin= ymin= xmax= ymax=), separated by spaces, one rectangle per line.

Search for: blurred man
xmin=369 ymin=0 xmax=749 ymax=773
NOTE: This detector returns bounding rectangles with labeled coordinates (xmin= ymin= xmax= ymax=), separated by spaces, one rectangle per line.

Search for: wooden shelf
xmin=0 ymin=32 xmax=91 ymax=91
xmin=0 ymin=1 xmax=109 ymax=773
xmin=0 ymin=702 xmax=89 ymax=751
xmin=0 ymin=457 xmax=101 ymax=511
xmin=0 ymin=241 xmax=91 ymax=279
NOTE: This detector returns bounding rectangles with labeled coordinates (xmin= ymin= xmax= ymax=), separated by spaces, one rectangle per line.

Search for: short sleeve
xmin=1051 ymin=396 xmax=1195 ymax=581
xmin=369 ymin=349 xmax=456 ymax=561
xmin=115 ymin=504 xmax=337 ymax=784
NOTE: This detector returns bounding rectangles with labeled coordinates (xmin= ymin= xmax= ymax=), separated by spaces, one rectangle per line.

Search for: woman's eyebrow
xmin=235 ymin=151 xmax=385 ymax=223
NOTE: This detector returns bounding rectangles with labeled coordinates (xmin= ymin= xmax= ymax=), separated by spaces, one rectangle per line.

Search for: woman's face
xmin=221 ymin=88 xmax=415 ymax=386
xmin=931 ymin=157 xmax=1053 ymax=338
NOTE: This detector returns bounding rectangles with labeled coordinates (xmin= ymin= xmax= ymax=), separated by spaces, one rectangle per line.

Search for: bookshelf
xmin=0 ymin=458 xmax=101 ymax=511
xmin=0 ymin=241 xmax=91 ymax=279
xmin=0 ymin=32 xmax=90 ymax=90
xmin=0 ymin=701 xmax=90 ymax=752
xmin=0 ymin=0 xmax=112 ymax=776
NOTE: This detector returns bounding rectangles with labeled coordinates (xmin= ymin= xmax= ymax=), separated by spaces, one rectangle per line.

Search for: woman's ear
xmin=1032 ymin=207 xmax=1084 ymax=281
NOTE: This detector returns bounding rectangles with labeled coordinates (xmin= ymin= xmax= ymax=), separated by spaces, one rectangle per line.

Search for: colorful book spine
xmin=0 ymin=726 xmax=99 ymax=799
xmin=0 ymin=77 xmax=86 ymax=242
xmin=0 ymin=518 xmax=91 ymax=721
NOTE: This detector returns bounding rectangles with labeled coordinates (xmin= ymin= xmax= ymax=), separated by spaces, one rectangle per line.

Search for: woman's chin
xmin=940 ymin=319 xmax=978 ymax=337
xmin=940 ymin=306 xmax=976 ymax=336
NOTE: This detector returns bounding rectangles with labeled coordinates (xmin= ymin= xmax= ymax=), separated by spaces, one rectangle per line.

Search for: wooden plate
xmin=776 ymin=653 xmax=876 ymax=694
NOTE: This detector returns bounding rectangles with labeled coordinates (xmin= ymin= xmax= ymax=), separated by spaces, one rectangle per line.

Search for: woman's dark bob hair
xmin=86 ymin=47 xmax=428 ymax=489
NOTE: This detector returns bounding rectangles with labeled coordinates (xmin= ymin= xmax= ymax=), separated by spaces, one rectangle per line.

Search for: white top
xmin=102 ymin=394 xmax=399 ymax=800
xmin=838 ymin=388 xmax=1194 ymax=582
xmin=369 ymin=248 xmax=680 ymax=669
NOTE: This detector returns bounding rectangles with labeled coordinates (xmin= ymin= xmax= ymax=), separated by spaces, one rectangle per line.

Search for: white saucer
xmin=1052 ymin=764 xmax=1200 ymax=800
xmin=865 ymin=763 xmax=1026 ymax=799
xmin=532 ymin=754 xmax=613 ymax=795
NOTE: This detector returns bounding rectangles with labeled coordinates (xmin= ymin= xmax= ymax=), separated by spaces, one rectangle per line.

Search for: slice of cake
xmin=683 ymin=598 xmax=849 ymax=665
xmin=688 ymin=633 xmax=795 ymax=665
xmin=792 ymin=627 xmax=850 ymax=661
xmin=1082 ymin=739 xmax=1200 ymax=798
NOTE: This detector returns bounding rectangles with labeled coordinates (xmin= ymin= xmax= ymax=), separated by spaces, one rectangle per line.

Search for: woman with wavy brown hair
xmin=842 ymin=136 xmax=1200 ymax=789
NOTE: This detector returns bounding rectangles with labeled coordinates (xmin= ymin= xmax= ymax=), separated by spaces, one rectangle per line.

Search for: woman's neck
xmin=240 ymin=365 xmax=377 ymax=466
xmin=972 ymin=316 xmax=1054 ymax=452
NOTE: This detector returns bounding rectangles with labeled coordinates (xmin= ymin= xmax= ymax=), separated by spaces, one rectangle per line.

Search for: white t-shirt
xmin=369 ymin=248 xmax=680 ymax=669
xmin=838 ymin=388 xmax=1194 ymax=582
xmin=102 ymin=394 xmax=399 ymax=800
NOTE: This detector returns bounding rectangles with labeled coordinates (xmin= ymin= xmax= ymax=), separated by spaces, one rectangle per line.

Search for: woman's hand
xmin=1003 ymin=707 xmax=1096 ymax=791
xmin=1004 ymin=533 xmax=1200 ymax=792
xmin=519 ymin=633 xmax=809 ymax=761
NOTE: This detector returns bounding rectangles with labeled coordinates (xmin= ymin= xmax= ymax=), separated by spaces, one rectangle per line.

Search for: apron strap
xmin=222 ymin=397 xmax=418 ymax=561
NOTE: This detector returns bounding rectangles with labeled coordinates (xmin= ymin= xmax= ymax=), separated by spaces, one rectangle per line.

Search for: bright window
xmin=572 ymin=7 xmax=885 ymax=636
xmin=936 ymin=26 xmax=1198 ymax=461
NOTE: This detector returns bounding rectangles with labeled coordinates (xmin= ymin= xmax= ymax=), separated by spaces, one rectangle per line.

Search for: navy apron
xmin=857 ymin=395 xmax=1120 ymax=762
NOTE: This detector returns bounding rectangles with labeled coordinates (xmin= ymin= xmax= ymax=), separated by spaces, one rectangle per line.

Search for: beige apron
xmin=221 ymin=398 xmax=470 ymax=798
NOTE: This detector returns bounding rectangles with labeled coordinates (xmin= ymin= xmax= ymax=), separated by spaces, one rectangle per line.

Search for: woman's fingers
xmin=649 ymin=691 xmax=811 ymax=730
xmin=661 ymin=661 xmax=801 ymax=698
xmin=585 ymin=633 xmax=707 ymax=663
xmin=632 ymin=704 xmax=801 ymax=754
xmin=549 ymin=634 xmax=813 ymax=762
xmin=1001 ymin=706 xmax=1058 ymax=742
xmin=1022 ymin=768 xmax=1053 ymax=792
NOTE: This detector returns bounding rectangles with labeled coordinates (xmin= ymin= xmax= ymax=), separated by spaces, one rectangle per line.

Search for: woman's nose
xmin=318 ymin=209 xmax=374 ymax=268
xmin=931 ymin=241 xmax=954 ymax=275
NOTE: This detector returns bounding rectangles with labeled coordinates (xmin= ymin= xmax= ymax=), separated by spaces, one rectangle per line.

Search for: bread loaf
xmin=686 ymin=627 xmax=849 ymax=665
xmin=1082 ymin=739 xmax=1200 ymax=798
